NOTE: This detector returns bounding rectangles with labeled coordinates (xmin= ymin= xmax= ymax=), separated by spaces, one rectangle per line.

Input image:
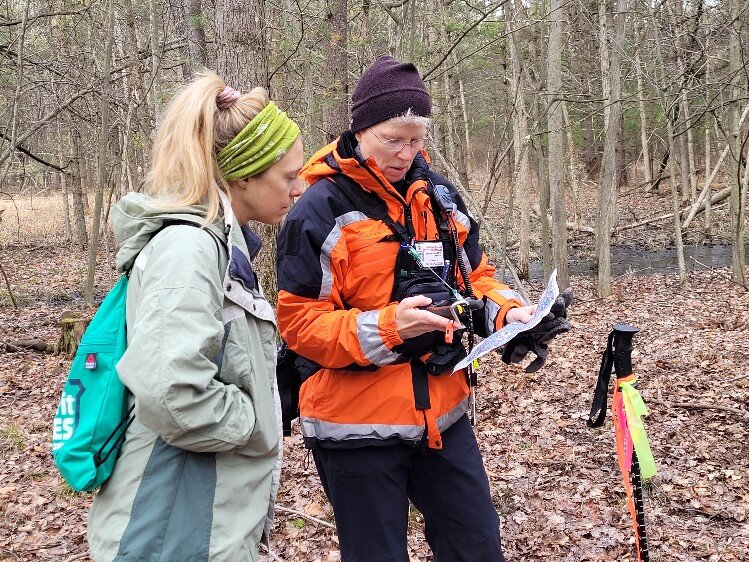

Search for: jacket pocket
xmin=220 ymin=315 xmax=280 ymax=457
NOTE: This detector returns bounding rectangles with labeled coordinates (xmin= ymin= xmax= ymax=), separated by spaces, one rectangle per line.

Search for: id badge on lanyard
xmin=412 ymin=241 xmax=445 ymax=268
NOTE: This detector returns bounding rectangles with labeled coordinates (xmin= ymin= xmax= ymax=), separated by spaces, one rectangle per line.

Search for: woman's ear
xmin=228 ymin=177 xmax=251 ymax=191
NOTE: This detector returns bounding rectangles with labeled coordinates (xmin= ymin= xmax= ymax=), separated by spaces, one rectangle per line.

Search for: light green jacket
xmin=88 ymin=193 xmax=282 ymax=561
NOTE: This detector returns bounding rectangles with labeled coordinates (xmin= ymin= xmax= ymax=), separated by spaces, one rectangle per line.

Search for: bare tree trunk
xmin=672 ymin=0 xmax=693 ymax=205
xmin=407 ymin=0 xmax=417 ymax=61
xmin=215 ymin=0 xmax=269 ymax=88
xmin=321 ymin=0 xmax=349 ymax=142
xmin=684 ymin=95 xmax=697 ymax=203
xmin=562 ymin=103 xmax=582 ymax=231
xmin=507 ymin=1 xmax=531 ymax=280
xmin=182 ymin=0 xmax=207 ymax=79
xmin=598 ymin=0 xmax=611 ymax=131
xmin=385 ymin=4 xmax=401 ymax=56
xmin=446 ymin=64 xmax=470 ymax=190
xmin=434 ymin=0 xmax=467 ymax=187
xmin=458 ymin=77 xmax=473 ymax=176
xmin=118 ymin=100 xmax=134 ymax=198
xmin=594 ymin=0 xmax=611 ymax=266
xmin=635 ymin=49 xmax=653 ymax=190
xmin=704 ymin=114 xmax=712 ymax=232
xmin=666 ymin=118 xmax=688 ymax=287
xmin=121 ymin=0 xmax=151 ymax=175
xmin=69 ymin=129 xmax=88 ymax=246
xmin=704 ymin=61 xmax=713 ymax=232
xmin=56 ymin=119 xmax=72 ymax=241
xmin=676 ymin=93 xmax=692 ymax=204
xmin=538 ymin=144 xmax=551 ymax=278
xmin=85 ymin=0 xmax=115 ymax=304
xmin=149 ymin=0 xmax=160 ymax=116
xmin=547 ymin=0 xmax=568 ymax=289
xmin=652 ymin=8 xmax=687 ymax=288
xmin=305 ymin=49 xmax=322 ymax=151
xmin=728 ymin=0 xmax=745 ymax=284
xmin=596 ymin=0 xmax=624 ymax=298
xmin=442 ymin=70 xmax=456 ymax=164
xmin=0 ymin=0 xmax=30 ymax=192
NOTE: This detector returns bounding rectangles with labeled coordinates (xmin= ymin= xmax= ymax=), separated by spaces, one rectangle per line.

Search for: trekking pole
xmin=587 ymin=324 xmax=656 ymax=562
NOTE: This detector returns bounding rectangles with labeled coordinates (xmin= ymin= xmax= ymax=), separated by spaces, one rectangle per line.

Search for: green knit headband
xmin=216 ymin=102 xmax=300 ymax=181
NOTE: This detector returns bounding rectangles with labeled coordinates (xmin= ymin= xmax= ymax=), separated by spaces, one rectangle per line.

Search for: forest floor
xmin=1 ymin=184 xmax=748 ymax=561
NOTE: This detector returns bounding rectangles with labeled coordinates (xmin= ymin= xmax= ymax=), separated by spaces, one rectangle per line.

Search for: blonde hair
xmin=144 ymin=70 xmax=270 ymax=223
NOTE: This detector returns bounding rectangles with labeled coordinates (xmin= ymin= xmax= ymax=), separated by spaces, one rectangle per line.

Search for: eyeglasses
xmin=369 ymin=129 xmax=425 ymax=153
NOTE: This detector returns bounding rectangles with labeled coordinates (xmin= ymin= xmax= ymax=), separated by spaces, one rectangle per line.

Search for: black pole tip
xmin=613 ymin=323 xmax=639 ymax=335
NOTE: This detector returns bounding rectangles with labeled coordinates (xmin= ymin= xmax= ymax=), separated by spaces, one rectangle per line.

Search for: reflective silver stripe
xmin=300 ymin=416 xmax=424 ymax=443
xmin=356 ymin=310 xmax=401 ymax=365
xmin=318 ymin=211 xmax=369 ymax=301
xmin=499 ymin=289 xmax=527 ymax=305
xmin=453 ymin=210 xmax=471 ymax=231
xmin=437 ymin=397 xmax=470 ymax=432
xmin=485 ymin=298 xmax=500 ymax=334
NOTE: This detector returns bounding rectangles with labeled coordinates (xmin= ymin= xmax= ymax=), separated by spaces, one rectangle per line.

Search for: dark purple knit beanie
xmin=350 ymin=56 xmax=431 ymax=133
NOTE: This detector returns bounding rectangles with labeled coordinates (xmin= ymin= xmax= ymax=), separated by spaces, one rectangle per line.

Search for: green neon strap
xmin=620 ymin=380 xmax=657 ymax=479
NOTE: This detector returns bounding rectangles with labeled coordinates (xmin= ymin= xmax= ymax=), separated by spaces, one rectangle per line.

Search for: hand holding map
xmin=453 ymin=269 xmax=560 ymax=372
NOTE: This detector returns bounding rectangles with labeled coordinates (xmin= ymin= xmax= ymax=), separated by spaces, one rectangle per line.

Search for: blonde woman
xmin=87 ymin=70 xmax=303 ymax=561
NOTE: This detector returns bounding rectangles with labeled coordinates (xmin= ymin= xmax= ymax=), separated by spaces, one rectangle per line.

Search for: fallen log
xmin=614 ymin=187 xmax=731 ymax=233
xmin=648 ymin=398 xmax=749 ymax=421
xmin=4 ymin=338 xmax=52 ymax=353
xmin=562 ymin=185 xmax=730 ymax=236
xmin=566 ymin=221 xmax=596 ymax=234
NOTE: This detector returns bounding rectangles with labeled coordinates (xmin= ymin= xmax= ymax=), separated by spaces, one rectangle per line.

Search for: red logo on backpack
xmin=84 ymin=353 xmax=97 ymax=370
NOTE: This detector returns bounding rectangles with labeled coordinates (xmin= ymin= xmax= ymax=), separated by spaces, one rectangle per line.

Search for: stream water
xmin=520 ymin=243 xmax=749 ymax=282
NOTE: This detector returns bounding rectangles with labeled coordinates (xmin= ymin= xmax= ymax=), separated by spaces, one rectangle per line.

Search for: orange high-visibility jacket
xmin=277 ymin=132 xmax=524 ymax=449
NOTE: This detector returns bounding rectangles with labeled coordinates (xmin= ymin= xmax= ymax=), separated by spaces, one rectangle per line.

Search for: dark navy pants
xmin=312 ymin=415 xmax=506 ymax=562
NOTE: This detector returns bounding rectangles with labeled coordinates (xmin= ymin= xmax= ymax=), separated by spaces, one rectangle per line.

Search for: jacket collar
xmin=300 ymin=131 xmax=432 ymax=207
xmin=217 ymin=189 xmax=275 ymax=324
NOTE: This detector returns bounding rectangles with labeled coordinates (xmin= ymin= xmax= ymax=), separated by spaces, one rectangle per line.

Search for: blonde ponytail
xmin=144 ymin=70 xmax=270 ymax=223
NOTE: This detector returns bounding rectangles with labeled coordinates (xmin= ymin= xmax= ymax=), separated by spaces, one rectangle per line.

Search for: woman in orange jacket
xmin=277 ymin=57 xmax=538 ymax=561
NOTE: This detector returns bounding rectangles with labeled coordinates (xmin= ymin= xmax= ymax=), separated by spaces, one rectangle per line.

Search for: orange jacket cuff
xmin=497 ymin=300 xmax=523 ymax=329
xmin=379 ymin=303 xmax=403 ymax=349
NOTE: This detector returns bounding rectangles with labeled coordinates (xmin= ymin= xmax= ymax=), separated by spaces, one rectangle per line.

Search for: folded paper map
xmin=453 ymin=269 xmax=559 ymax=372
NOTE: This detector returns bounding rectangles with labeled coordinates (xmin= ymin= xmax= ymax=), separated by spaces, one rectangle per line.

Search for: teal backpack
xmin=52 ymin=221 xmax=223 ymax=492
xmin=52 ymin=275 xmax=131 ymax=492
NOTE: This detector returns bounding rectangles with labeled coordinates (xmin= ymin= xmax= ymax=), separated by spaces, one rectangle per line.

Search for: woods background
xmin=1 ymin=0 xmax=749 ymax=560
xmin=1 ymin=0 xmax=747 ymax=298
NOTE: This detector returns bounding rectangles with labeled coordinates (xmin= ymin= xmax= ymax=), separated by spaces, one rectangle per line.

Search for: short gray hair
xmin=389 ymin=108 xmax=431 ymax=128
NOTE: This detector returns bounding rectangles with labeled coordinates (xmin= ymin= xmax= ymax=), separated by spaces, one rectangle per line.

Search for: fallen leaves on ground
xmin=1 ymin=246 xmax=747 ymax=561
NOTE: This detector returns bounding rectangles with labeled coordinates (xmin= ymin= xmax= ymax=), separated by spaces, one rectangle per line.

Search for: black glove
xmin=549 ymin=287 xmax=573 ymax=319
xmin=501 ymin=288 xmax=573 ymax=373
xmin=502 ymin=334 xmax=548 ymax=373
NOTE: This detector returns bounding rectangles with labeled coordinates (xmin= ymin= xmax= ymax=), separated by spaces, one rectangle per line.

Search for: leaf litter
xmin=0 ymin=246 xmax=747 ymax=561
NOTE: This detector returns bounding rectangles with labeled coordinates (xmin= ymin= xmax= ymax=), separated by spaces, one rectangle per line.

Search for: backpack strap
xmin=127 ymin=220 xmax=226 ymax=277
xmin=325 ymin=175 xmax=412 ymax=243
xmin=102 ymin=221 xmax=227 ymax=464
xmin=427 ymin=180 xmax=456 ymax=247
